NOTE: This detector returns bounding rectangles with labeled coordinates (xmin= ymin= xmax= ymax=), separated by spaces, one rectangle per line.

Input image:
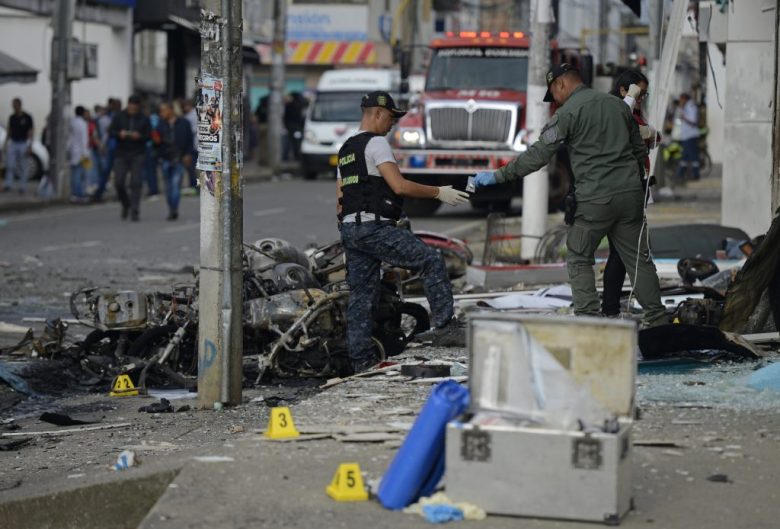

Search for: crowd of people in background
xmin=3 ymin=82 xmax=707 ymax=212
xmin=6 ymin=95 xmax=199 ymax=221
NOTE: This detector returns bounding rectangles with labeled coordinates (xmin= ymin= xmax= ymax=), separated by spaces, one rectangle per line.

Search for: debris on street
xmin=39 ymin=412 xmax=101 ymax=426
xmin=112 ymin=449 xmax=137 ymax=471
xmin=137 ymin=398 xmax=174 ymax=414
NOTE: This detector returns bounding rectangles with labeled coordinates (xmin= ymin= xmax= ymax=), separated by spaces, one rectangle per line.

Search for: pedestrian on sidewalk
xmin=144 ymin=101 xmax=161 ymax=198
xmin=601 ymin=69 xmax=661 ymax=317
xmin=109 ymin=95 xmax=150 ymax=221
xmin=92 ymin=98 xmax=119 ymax=202
xmin=255 ymin=95 xmax=269 ymax=166
xmin=156 ymin=102 xmax=193 ymax=221
xmin=473 ymin=64 xmax=668 ymax=328
xmin=283 ymin=92 xmax=306 ymax=162
xmin=675 ymin=93 xmax=700 ymax=183
xmin=181 ymin=98 xmax=199 ymax=191
xmin=83 ymin=108 xmax=101 ymax=196
xmin=3 ymin=98 xmax=34 ymax=194
xmin=68 ymin=106 xmax=90 ymax=203
xmin=338 ymin=91 xmax=469 ymax=374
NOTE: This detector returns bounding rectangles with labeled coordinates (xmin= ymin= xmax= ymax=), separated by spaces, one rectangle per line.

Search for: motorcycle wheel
xmin=699 ymin=151 xmax=712 ymax=177
xmin=377 ymin=302 xmax=431 ymax=357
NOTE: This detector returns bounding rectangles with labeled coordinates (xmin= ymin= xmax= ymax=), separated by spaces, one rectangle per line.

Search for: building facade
xmin=0 ymin=1 xmax=134 ymax=134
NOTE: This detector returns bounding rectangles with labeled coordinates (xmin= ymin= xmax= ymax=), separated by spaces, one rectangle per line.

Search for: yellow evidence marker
xmin=326 ymin=463 xmax=368 ymax=502
xmin=264 ymin=406 xmax=300 ymax=439
xmin=109 ymin=374 xmax=139 ymax=397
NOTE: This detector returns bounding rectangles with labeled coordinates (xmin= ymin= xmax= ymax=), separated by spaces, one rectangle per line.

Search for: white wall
xmin=720 ymin=2 xmax=776 ymax=236
xmin=0 ymin=7 xmax=131 ymax=135
xmin=72 ymin=18 xmax=133 ymax=110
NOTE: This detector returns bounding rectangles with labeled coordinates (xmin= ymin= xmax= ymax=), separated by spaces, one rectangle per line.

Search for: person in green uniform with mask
xmin=473 ymin=63 xmax=668 ymax=327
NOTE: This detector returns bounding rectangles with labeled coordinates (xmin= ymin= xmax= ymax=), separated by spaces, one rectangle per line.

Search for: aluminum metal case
xmin=445 ymin=313 xmax=637 ymax=525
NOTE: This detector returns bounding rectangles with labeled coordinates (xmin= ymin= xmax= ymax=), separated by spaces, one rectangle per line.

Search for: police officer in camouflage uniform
xmin=338 ymin=91 xmax=470 ymax=373
xmin=473 ymin=64 xmax=668 ymax=327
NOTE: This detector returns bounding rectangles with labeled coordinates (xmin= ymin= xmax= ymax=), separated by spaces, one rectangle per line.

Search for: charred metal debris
xmin=1 ymin=230 xmax=472 ymax=393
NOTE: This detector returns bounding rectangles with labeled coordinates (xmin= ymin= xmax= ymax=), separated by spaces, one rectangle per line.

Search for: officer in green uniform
xmin=473 ymin=64 xmax=668 ymax=327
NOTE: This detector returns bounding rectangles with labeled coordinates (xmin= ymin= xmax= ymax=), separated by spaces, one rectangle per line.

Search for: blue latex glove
xmin=422 ymin=505 xmax=465 ymax=524
xmin=473 ymin=171 xmax=497 ymax=187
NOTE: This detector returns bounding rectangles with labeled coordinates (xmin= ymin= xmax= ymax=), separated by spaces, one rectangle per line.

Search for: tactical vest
xmin=338 ymin=132 xmax=403 ymax=222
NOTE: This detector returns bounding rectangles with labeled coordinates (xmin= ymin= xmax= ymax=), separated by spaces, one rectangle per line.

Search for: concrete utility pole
xmin=597 ymin=0 xmax=609 ymax=66
xmin=268 ymin=0 xmax=287 ymax=174
xmin=197 ymin=0 xmax=244 ymax=408
xmin=50 ymin=0 xmax=75 ymax=199
xmin=521 ymin=0 xmax=552 ymax=260
xmin=401 ymin=0 xmax=417 ymax=91
xmin=772 ymin=1 xmax=780 ymax=214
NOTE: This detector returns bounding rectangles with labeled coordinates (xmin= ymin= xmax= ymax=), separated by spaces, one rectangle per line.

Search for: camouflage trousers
xmin=340 ymin=221 xmax=454 ymax=362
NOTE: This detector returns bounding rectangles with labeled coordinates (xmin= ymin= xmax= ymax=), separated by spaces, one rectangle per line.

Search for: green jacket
xmin=496 ymin=85 xmax=646 ymax=203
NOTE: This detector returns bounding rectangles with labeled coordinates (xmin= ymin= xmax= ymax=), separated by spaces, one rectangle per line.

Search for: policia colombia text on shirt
xmin=336 ymin=91 xmax=470 ymax=374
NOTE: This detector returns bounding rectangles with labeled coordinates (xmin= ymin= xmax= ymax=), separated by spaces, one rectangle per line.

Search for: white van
xmin=301 ymin=68 xmax=400 ymax=180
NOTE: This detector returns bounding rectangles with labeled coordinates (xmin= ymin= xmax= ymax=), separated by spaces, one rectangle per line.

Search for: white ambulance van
xmin=301 ymin=68 xmax=400 ymax=180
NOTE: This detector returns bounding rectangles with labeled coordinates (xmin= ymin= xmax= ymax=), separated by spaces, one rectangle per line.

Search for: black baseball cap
xmin=543 ymin=63 xmax=579 ymax=102
xmin=361 ymin=91 xmax=407 ymax=118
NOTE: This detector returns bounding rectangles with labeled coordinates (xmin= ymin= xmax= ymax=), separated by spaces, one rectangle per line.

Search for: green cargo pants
xmin=566 ymin=191 xmax=668 ymax=326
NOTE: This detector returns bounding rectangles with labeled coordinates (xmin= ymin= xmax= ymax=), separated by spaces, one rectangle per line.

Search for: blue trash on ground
xmin=747 ymin=362 xmax=780 ymax=392
xmin=422 ymin=505 xmax=465 ymax=524
xmin=377 ymin=379 xmax=469 ymax=510
xmin=0 ymin=362 xmax=35 ymax=396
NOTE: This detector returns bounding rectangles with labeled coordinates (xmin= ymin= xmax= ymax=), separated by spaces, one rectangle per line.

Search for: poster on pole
xmin=196 ymin=76 xmax=224 ymax=171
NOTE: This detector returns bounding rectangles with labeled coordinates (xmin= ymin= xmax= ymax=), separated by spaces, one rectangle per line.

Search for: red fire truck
xmin=392 ymin=31 xmax=584 ymax=216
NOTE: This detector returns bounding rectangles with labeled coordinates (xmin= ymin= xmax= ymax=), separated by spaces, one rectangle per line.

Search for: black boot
xmin=414 ymin=317 xmax=465 ymax=348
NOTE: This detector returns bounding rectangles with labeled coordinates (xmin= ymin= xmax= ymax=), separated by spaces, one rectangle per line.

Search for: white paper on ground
xmin=481 ymin=291 xmax=571 ymax=310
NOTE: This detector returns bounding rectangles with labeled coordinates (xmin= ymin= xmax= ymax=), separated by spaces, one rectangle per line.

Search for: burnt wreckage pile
xmin=66 ymin=231 xmax=472 ymax=390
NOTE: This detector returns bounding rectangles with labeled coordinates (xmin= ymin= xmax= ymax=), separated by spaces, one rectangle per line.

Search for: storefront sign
xmin=287 ymin=4 xmax=368 ymax=41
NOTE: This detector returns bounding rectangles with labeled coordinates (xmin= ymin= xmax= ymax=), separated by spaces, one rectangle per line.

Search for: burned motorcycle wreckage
xmin=71 ymin=284 xmax=199 ymax=389
xmin=242 ymin=236 xmax=433 ymax=378
xmin=70 ymin=230 xmax=471 ymax=388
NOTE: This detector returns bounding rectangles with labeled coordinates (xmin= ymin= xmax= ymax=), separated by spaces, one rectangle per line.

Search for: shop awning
xmin=288 ymin=41 xmax=376 ymax=65
xmin=0 ymin=51 xmax=38 ymax=84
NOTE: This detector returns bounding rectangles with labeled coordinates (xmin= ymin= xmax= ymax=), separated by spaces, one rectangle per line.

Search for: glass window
xmin=309 ymin=92 xmax=365 ymax=122
xmin=426 ymin=49 xmax=529 ymax=92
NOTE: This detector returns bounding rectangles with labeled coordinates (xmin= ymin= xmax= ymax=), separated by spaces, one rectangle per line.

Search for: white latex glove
xmin=627 ymin=84 xmax=642 ymax=100
xmin=436 ymin=185 xmax=470 ymax=206
xmin=639 ymin=124 xmax=657 ymax=141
